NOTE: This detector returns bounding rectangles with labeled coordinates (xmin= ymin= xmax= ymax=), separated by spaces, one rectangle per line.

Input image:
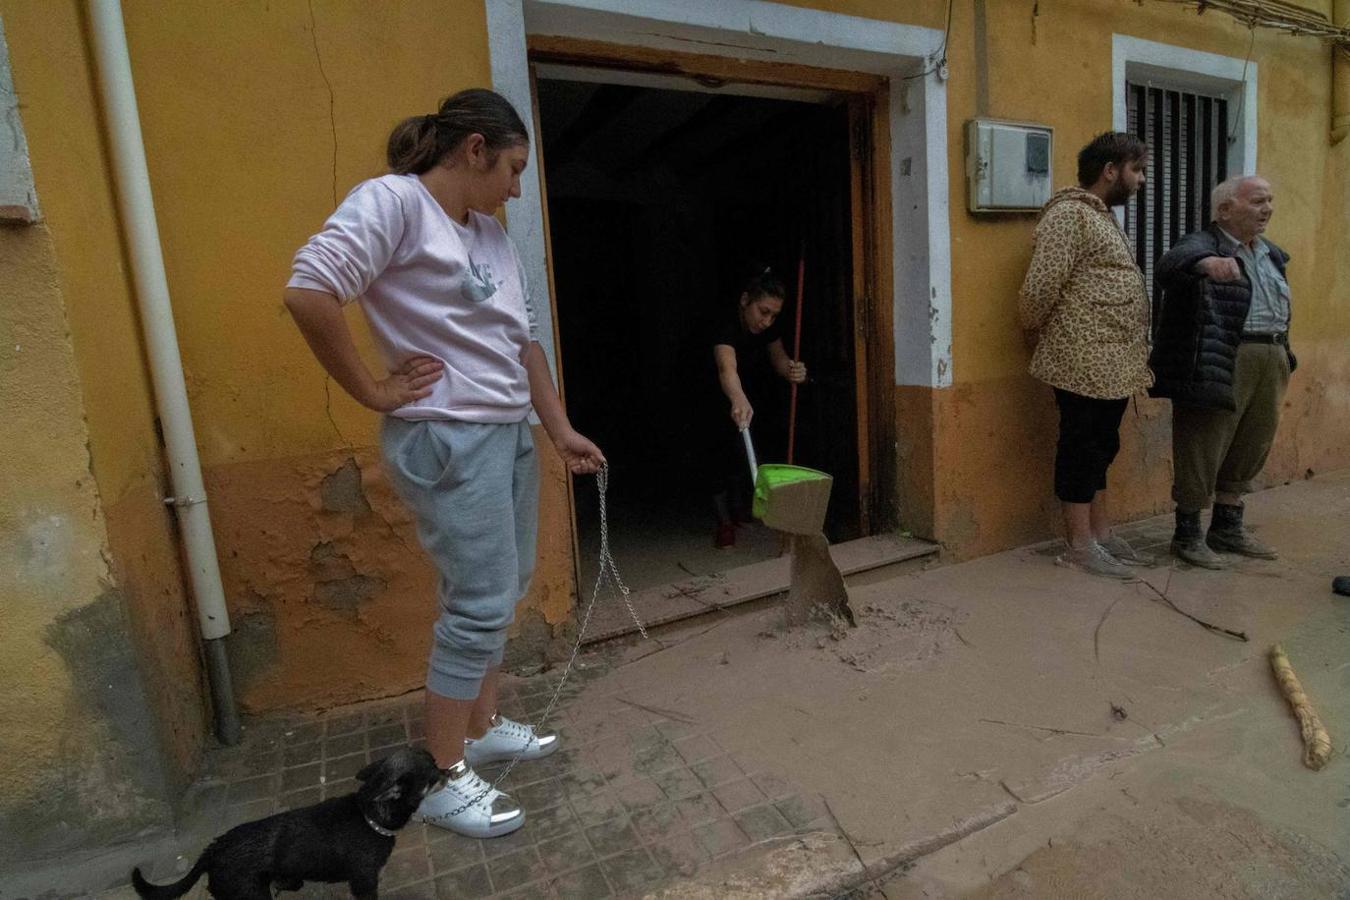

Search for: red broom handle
xmin=787 ymin=246 xmax=805 ymax=465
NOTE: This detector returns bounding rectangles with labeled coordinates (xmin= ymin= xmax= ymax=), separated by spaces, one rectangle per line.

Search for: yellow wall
xmin=797 ymin=0 xmax=1349 ymax=556
xmin=0 ymin=218 xmax=175 ymax=861
xmin=2 ymin=0 xmax=210 ymax=792
xmin=5 ymin=0 xmax=578 ymax=715
xmin=116 ymin=0 xmax=577 ymax=710
xmin=931 ymin=0 xmax=1348 ymax=556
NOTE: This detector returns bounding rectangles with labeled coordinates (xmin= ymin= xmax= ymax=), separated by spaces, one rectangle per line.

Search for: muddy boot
xmin=1172 ymin=510 xmax=1227 ymax=569
xmin=1207 ymin=502 xmax=1278 ymax=559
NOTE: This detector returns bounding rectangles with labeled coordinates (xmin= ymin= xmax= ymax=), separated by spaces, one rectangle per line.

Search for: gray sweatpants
xmin=380 ymin=418 xmax=539 ymax=700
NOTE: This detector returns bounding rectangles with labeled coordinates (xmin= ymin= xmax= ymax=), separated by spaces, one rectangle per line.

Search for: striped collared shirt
xmin=1218 ymin=227 xmax=1290 ymax=334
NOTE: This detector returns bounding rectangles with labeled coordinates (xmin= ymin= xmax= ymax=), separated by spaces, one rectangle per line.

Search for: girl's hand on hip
xmin=786 ymin=361 xmax=807 ymax=384
xmin=366 ymin=355 xmax=444 ymax=412
xmin=557 ymin=430 xmax=606 ymax=474
xmin=730 ymin=400 xmax=753 ymax=429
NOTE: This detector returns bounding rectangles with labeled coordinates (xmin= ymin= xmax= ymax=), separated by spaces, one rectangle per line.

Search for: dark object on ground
xmin=1333 ymin=576 xmax=1350 ymax=597
xmin=131 ymin=748 xmax=444 ymax=900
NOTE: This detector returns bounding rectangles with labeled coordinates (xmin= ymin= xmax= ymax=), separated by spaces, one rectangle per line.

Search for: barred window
xmin=1125 ymin=83 xmax=1230 ymax=317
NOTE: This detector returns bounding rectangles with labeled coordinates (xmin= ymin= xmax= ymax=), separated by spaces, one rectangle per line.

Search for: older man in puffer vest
xmin=1150 ymin=175 xmax=1294 ymax=568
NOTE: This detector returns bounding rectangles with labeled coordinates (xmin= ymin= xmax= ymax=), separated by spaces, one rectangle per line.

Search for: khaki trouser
xmin=1172 ymin=341 xmax=1290 ymax=512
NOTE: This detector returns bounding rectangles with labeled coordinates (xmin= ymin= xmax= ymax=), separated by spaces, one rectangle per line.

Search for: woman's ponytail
xmin=386 ymin=89 xmax=529 ymax=175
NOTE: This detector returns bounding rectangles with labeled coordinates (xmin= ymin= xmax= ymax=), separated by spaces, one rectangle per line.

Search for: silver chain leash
xmin=593 ymin=464 xmax=648 ymax=641
xmin=437 ymin=463 xmax=648 ymax=818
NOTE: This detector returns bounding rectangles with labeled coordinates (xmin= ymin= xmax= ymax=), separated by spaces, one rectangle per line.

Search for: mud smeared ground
xmin=966 ymin=796 xmax=1350 ymax=900
xmin=766 ymin=591 xmax=966 ymax=675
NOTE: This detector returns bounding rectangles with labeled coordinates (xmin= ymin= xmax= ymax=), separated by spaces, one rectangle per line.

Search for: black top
xmin=708 ymin=308 xmax=781 ymax=399
xmin=1149 ymin=223 xmax=1294 ymax=411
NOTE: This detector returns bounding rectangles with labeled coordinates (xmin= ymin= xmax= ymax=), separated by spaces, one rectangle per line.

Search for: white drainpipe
xmin=87 ymin=0 xmax=240 ymax=745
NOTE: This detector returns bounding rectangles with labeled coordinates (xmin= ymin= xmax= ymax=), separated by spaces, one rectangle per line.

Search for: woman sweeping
xmin=284 ymin=89 xmax=603 ymax=838
xmin=706 ymin=267 xmax=807 ymax=548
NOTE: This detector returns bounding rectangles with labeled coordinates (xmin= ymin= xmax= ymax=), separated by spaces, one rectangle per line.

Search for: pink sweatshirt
xmin=288 ymin=174 xmax=539 ymax=423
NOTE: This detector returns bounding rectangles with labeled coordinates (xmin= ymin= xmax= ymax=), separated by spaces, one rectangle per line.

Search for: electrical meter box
xmin=966 ymin=119 xmax=1053 ymax=213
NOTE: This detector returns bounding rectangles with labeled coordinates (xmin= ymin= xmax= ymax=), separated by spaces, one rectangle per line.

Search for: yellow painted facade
xmin=0 ymin=0 xmax=1345 ymax=863
xmin=930 ymin=0 xmax=1350 ymax=557
xmin=0 ymin=221 xmax=102 ymax=834
xmin=0 ymin=218 xmax=178 ymax=860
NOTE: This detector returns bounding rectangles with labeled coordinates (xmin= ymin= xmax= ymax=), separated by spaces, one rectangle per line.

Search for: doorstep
xmin=580 ymin=534 xmax=939 ymax=644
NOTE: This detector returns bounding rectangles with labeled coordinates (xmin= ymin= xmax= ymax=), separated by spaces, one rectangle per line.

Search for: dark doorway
xmin=537 ymin=75 xmax=861 ymax=590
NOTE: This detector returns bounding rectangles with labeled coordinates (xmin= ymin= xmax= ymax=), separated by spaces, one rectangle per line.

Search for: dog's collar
xmin=364 ymin=814 xmax=397 ymax=838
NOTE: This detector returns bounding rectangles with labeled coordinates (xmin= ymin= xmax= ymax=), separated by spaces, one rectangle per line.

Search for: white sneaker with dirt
xmin=418 ymin=761 xmax=524 ymax=838
xmin=1099 ymin=534 xmax=1154 ymax=566
xmin=1055 ymin=541 xmax=1135 ymax=580
xmin=464 ymin=713 xmax=560 ymax=767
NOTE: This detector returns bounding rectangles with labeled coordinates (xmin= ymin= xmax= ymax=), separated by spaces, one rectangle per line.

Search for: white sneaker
xmin=464 ymin=713 xmax=560 ymax=767
xmin=1099 ymin=534 xmax=1154 ymax=566
xmin=1055 ymin=541 xmax=1135 ymax=580
xmin=418 ymin=761 xmax=524 ymax=838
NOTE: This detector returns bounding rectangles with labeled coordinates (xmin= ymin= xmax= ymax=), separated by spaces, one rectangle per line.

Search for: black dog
xmin=132 ymin=747 xmax=445 ymax=900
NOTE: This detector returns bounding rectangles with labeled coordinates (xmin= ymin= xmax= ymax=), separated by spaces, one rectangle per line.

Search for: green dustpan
xmin=741 ymin=428 xmax=833 ymax=535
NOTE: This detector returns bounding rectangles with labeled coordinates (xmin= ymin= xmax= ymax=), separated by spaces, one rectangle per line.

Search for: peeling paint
xmin=308 ymin=539 xmax=388 ymax=614
xmin=200 ymin=433 xmax=576 ymax=712
xmin=319 ymin=457 xmax=372 ymax=515
xmin=315 ymin=575 xmax=386 ymax=614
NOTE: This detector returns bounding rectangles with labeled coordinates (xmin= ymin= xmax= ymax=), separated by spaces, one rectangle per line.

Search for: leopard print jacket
xmin=1018 ymin=187 xmax=1153 ymax=400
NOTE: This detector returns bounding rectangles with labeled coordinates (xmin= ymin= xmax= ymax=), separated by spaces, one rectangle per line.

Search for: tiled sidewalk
xmin=128 ymin=649 xmax=836 ymax=899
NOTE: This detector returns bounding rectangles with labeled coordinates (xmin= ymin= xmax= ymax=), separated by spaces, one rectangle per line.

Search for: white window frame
xmin=0 ymin=12 xmax=40 ymax=223
xmin=1111 ymin=34 xmax=1257 ymax=224
xmin=486 ymin=0 xmax=955 ymax=388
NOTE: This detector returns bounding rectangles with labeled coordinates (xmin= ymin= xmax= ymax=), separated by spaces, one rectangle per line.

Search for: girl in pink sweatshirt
xmin=285 ymin=89 xmax=602 ymax=839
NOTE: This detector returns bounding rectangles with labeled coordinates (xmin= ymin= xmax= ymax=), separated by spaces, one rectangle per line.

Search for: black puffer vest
xmin=1148 ymin=224 xmax=1294 ymax=411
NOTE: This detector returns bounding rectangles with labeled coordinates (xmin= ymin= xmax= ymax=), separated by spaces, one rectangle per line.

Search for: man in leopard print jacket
xmin=1019 ymin=132 xmax=1153 ymax=579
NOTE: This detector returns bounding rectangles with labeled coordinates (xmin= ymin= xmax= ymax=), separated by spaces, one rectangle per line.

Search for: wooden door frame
xmin=527 ymin=35 xmax=898 ymax=545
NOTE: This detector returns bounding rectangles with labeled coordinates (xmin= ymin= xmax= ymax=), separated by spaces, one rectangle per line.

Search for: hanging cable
xmin=903 ymin=0 xmax=956 ymax=81
xmin=1147 ymin=0 xmax=1350 ymax=45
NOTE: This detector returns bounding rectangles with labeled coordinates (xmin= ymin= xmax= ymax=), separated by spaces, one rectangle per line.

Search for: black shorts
xmin=1053 ymin=389 xmax=1128 ymax=503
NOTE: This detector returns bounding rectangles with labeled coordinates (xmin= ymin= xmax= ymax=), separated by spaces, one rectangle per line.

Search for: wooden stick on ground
xmin=1269 ymin=643 xmax=1333 ymax=770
